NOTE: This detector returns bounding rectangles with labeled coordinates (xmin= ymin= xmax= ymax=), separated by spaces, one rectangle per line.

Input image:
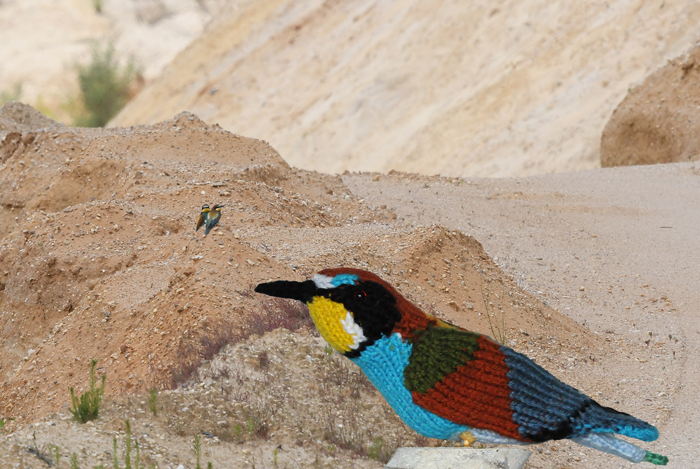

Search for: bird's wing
xmin=196 ymin=213 xmax=206 ymax=230
xmin=204 ymin=212 xmax=220 ymax=235
xmin=405 ymin=326 xmax=618 ymax=442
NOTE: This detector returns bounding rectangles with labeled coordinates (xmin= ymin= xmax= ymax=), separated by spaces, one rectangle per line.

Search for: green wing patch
xmin=404 ymin=326 xmax=481 ymax=394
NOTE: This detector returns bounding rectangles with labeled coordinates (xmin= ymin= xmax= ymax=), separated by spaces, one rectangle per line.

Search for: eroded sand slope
xmin=113 ymin=0 xmax=700 ymax=178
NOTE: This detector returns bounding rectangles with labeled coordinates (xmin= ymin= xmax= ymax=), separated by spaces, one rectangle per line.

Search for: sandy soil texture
xmin=602 ymin=45 xmax=700 ymax=168
xmin=0 ymin=104 xmax=695 ymax=467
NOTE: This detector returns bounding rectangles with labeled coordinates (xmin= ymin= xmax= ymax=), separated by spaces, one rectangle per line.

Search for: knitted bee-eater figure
xmin=196 ymin=204 xmax=210 ymax=232
xmin=204 ymin=204 xmax=223 ymax=235
xmin=255 ymin=268 xmax=668 ymax=465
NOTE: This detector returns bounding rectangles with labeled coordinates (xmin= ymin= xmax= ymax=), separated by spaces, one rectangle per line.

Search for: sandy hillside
xmin=111 ymin=0 xmax=700 ymax=178
xmin=0 ymin=0 xmax=227 ymax=121
xmin=601 ymin=45 xmax=700 ymax=168
xmin=0 ymin=103 xmax=672 ymax=467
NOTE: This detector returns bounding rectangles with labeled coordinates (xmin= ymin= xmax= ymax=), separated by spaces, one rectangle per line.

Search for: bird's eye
xmin=355 ymin=291 xmax=367 ymax=299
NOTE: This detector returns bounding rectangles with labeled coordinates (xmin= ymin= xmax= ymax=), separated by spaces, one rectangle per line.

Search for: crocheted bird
xmin=204 ymin=203 xmax=224 ymax=235
xmin=255 ymin=268 xmax=668 ymax=465
xmin=196 ymin=204 xmax=210 ymax=232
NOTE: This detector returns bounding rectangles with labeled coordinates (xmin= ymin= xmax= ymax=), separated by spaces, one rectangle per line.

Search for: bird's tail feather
xmin=578 ymin=402 xmax=659 ymax=442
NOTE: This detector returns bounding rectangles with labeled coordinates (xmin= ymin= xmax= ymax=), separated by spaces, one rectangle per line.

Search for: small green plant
xmin=110 ymin=419 xmax=138 ymax=469
xmin=245 ymin=416 xmax=267 ymax=436
xmin=0 ymin=417 xmax=13 ymax=434
xmin=51 ymin=444 xmax=61 ymax=467
xmin=113 ymin=436 xmax=119 ymax=468
xmin=69 ymin=359 xmax=106 ymax=423
xmin=124 ymin=420 xmax=132 ymax=469
xmin=92 ymin=0 xmax=103 ymax=13
xmin=207 ymin=463 xmax=213 ymax=469
xmin=273 ymin=448 xmax=278 ymax=466
xmin=323 ymin=344 xmax=334 ymax=355
xmin=72 ymin=43 xmax=140 ymax=127
xmin=70 ymin=452 xmax=80 ymax=469
xmin=233 ymin=424 xmax=243 ymax=441
xmin=148 ymin=388 xmax=158 ymax=416
xmin=192 ymin=434 xmax=202 ymax=469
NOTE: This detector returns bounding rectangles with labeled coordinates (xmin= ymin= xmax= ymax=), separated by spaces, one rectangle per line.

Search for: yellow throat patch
xmin=308 ymin=296 xmax=363 ymax=353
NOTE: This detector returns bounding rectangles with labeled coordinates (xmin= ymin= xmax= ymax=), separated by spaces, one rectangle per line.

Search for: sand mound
xmin=601 ymin=46 xmax=700 ymax=168
xmin=0 ymin=106 xmax=598 ymax=433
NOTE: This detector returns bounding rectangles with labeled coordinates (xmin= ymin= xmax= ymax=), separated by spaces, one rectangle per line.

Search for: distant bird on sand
xmin=196 ymin=204 xmax=210 ymax=232
xmin=255 ymin=268 xmax=668 ymax=465
xmin=204 ymin=204 xmax=224 ymax=235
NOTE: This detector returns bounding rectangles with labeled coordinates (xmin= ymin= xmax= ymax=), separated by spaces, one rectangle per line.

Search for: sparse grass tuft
xmin=108 ymin=419 xmax=138 ymax=469
xmin=148 ymin=388 xmax=158 ymax=416
xmin=51 ymin=444 xmax=61 ymax=467
xmin=69 ymin=359 xmax=106 ymax=423
xmin=192 ymin=434 xmax=202 ymax=469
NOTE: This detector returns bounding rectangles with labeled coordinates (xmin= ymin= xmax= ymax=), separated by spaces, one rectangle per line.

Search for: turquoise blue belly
xmin=350 ymin=334 xmax=469 ymax=440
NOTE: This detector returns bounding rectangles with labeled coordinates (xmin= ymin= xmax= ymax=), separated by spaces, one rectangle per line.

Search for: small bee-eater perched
xmin=255 ymin=268 xmax=668 ymax=465
xmin=204 ymin=203 xmax=223 ymax=235
xmin=196 ymin=204 xmax=210 ymax=231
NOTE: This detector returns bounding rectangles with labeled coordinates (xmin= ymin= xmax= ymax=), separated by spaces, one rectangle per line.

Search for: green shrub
xmin=73 ymin=43 xmax=140 ymax=127
xmin=69 ymin=359 xmax=106 ymax=423
xmin=148 ymin=388 xmax=158 ymax=416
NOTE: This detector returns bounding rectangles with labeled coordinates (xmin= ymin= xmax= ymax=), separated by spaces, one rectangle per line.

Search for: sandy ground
xmin=0 ymin=104 xmax=695 ymax=467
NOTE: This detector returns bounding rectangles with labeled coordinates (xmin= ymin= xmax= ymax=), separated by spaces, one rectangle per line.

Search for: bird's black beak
xmin=255 ymin=280 xmax=317 ymax=303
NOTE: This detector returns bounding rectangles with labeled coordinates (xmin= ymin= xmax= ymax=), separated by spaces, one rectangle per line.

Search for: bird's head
xmin=201 ymin=204 xmax=211 ymax=212
xmin=255 ymin=268 xmax=435 ymax=357
xmin=212 ymin=204 xmax=224 ymax=212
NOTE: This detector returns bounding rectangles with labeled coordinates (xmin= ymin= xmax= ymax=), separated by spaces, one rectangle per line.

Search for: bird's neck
xmin=392 ymin=297 xmax=439 ymax=341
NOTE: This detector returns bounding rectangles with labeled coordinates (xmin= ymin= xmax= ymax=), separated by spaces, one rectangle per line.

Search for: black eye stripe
xmin=324 ymin=280 xmax=401 ymax=358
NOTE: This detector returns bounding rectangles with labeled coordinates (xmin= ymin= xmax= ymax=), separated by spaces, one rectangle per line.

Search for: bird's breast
xmin=349 ymin=334 xmax=470 ymax=440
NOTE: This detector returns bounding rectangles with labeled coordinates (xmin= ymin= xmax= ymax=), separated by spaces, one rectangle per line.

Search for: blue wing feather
xmin=501 ymin=347 xmax=658 ymax=442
